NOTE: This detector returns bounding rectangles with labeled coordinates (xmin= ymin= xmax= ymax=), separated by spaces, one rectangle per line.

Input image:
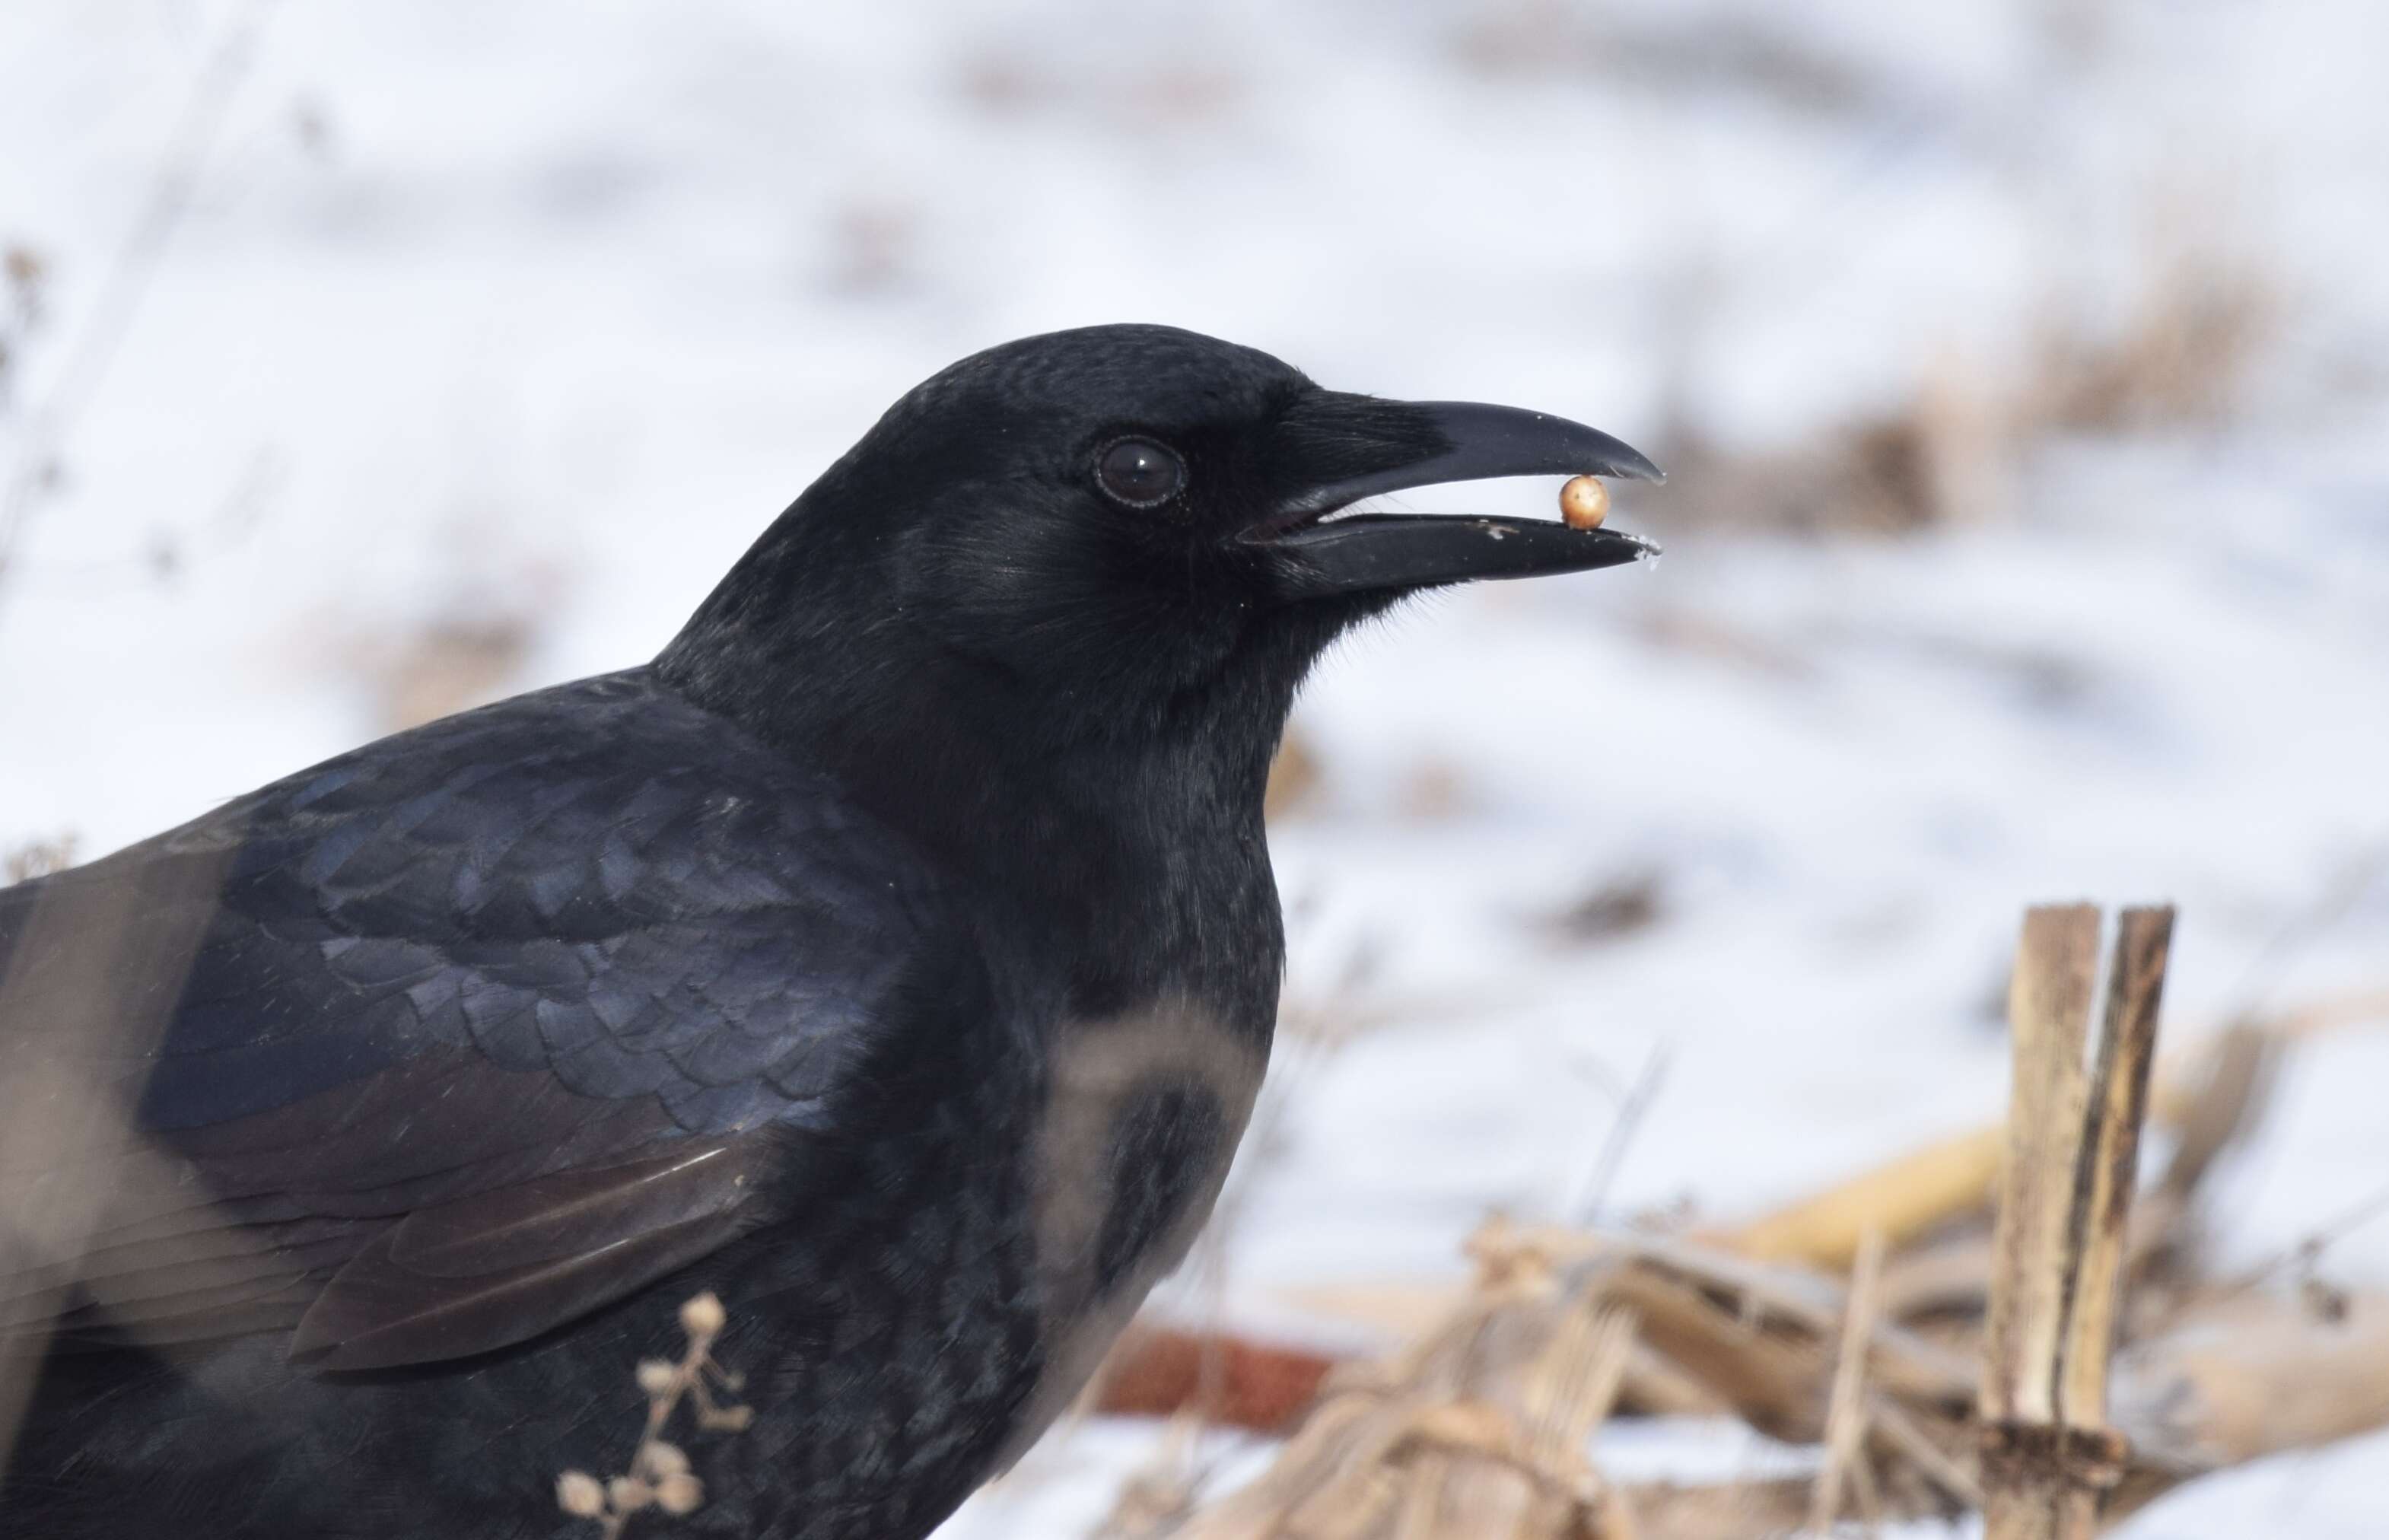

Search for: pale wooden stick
xmin=1722 ymin=1127 xmax=2005 ymax=1269
xmin=1522 ymin=1302 xmax=1636 ymax=1462
xmin=1980 ymin=903 xmax=2102 ymax=1540
xmin=1980 ymin=905 xmax=2171 ymax=1540
xmin=2058 ymin=907 xmax=2170 ymax=1432
xmin=1981 ymin=903 xmax=2101 ymax=1432
xmin=2147 ymin=1022 xmax=2271 ymax=1206
xmin=1392 ymin=1448 xmax=1452 ymax=1540
xmin=1808 ymin=1227 xmax=1885 ymax=1532
xmin=1621 ymin=1475 xmax=1947 ymax=1540
xmin=1514 ymin=1302 xmax=1636 ymax=1538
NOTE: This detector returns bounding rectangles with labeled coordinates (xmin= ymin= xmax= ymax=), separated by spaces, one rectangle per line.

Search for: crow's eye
xmin=1095 ymin=438 xmax=1185 ymax=508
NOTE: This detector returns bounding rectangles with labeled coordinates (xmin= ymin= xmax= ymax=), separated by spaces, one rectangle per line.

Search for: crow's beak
xmin=1250 ymin=398 xmax=1662 ymax=599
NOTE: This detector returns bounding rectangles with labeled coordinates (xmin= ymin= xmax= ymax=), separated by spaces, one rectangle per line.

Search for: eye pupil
xmin=1097 ymin=438 xmax=1184 ymax=507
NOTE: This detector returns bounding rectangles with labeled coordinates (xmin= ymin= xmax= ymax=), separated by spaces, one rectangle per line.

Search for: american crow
xmin=0 ymin=323 xmax=1658 ymax=1538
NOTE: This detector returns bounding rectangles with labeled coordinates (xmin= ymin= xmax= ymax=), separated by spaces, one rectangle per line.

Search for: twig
xmin=1569 ymin=1043 xmax=1672 ymax=1225
xmin=0 ymin=0 xmax=281 ymax=609
xmin=2057 ymin=908 xmax=2168 ymax=1431
xmin=556 ymin=1293 xmax=752 ymax=1537
xmin=2146 ymin=1023 xmax=2273 ymax=1211
xmin=2217 ymin=1176 xmax=2389 ymax=1297
xmin=30 ymin=446 xmax=283 ymax=590
xmin=1808 ymin=1227 xmax=1884 ymax=1533
xmin=2207 ymin=837 xmax=2389 ymax=1034
xmin=1980 ymin=902 xmax=2101 ymax=1539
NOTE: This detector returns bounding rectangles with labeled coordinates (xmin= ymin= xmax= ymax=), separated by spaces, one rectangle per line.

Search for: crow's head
xmin=663 ymin=324 xmax=1659 ymax=760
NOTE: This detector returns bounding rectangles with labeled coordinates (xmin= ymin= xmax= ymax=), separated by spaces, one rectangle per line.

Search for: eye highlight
xmin=1094 ymin=438 xmax=1185 ymax=508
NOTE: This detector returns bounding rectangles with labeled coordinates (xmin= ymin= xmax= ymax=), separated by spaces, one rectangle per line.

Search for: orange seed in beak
xmin=1559 ymin=474 xmax=1609 ymax=530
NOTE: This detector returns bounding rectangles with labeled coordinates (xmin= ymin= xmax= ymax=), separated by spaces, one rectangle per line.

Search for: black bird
xmin=0 ymin=323 xmax=1659 ymax=1538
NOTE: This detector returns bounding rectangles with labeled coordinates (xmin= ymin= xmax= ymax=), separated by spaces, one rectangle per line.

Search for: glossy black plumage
xmin=0 ymin=324 xmax=1656 ymax=1537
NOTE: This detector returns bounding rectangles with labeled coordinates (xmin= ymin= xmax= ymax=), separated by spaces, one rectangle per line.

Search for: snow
xmin=3 ymin=0 xmax=2386 ymax=1532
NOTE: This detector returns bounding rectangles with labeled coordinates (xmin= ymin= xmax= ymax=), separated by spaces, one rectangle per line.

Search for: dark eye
xmin=1095 ymin=438 xmax=1185 ymax=508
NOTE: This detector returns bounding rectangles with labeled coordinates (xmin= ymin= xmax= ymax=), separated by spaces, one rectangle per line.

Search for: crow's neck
xmin=660 ymin=609 xmax=1311 ymax=1043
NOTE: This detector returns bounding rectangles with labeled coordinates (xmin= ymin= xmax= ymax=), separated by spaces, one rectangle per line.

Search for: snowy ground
xmin=4 ymin=2 xmax=2386 ymax=1533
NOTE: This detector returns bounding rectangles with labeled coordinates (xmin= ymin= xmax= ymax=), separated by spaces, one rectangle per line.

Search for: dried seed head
xmin=700 ymin=1403 xmax=756 ymax=1432
xmin=680 ymin=1291 xmax=727 ymax=1338
xmin=656 ymin=1472 xmax=705 ymax=1515
xmin=1560 ymin=474 xmax=1609 ymax=530
xmin=636 ymin=1358 xmax=679 ymax=1396
xmin=640 ymin=1440 xmax=690 ymax=1478
xmin=609 ymin=1475 xmax=654 ymax=1512
xmin=555 ymin=1471 xmax=606 ymax=1518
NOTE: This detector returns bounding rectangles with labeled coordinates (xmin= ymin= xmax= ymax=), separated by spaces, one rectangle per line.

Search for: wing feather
xmin=0 ymin=669 xmax=965 ymax=1368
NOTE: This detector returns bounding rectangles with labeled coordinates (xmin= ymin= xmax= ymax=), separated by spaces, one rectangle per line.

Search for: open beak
xmin=1250 ymin=398 xmax=1663 ymax=599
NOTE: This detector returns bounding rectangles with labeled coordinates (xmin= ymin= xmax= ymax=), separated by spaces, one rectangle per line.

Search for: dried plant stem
xmin=1570 ymin=1043 xmax=1672 ymax=1224
xmin=2058 ymin=909 xmax=2168 ymax=1430
xmin=1978 ymin=905 xmax=2170 ymax=1540
xmin=2107 ymin=1290 xmax=2389 ymax=1519
xmin=557 ymin=1293 xmax=752 ymax=1537
xmin=1980 ymin=903 xmax=2101 ymax=1540
xmin=1722 ymin=1127 xmax=2005 ymax=1271
xmin=0 ymin=0 xmax=281 ymax=607
xmin=1808 ymin=1227 xmax=1884 ymax=1533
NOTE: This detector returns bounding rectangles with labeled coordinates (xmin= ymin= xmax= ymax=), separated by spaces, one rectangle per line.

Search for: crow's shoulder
xmin=9 ymin=667 xmax=963 ymax=1125
xmin=0 ymin=668 xmax=998 ymax=1368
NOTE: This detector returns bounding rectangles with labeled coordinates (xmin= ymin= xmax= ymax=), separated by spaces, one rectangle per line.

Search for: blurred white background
xmin=5 ymin=2 xmax=2387 ymax=1532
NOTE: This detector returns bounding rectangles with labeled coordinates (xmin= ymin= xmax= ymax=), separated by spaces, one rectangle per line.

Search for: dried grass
xmin=360 ymin=612 xmax=542 ymax=731
xmin=1657 ymin=357 xmax=2014 ymax=537
xmin=1449 ymin=5 xmax=1883 ymax=119
xmin=1653 ymin=206 xmax=2281 ymax=540
xmin=2 ymin=834 xmax=77 ymax=886
xmin=323 ymin=544 xmax=564 ymax=730
xmin=1542 ymin=869 xmax=1671 ymax=949
xmin=2030 ymin=239 xmax=2278 ymax=435
xmin=1264 ymin=727 xmax=1325 ymax=821
xmin=1115 ymin=907 xmax=2389 ymax=1539
xmin=554 ymin=1291 xmax=752 ymax=1538
xmin=1805 ymin=1226 xmax=1883 ymax=1532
